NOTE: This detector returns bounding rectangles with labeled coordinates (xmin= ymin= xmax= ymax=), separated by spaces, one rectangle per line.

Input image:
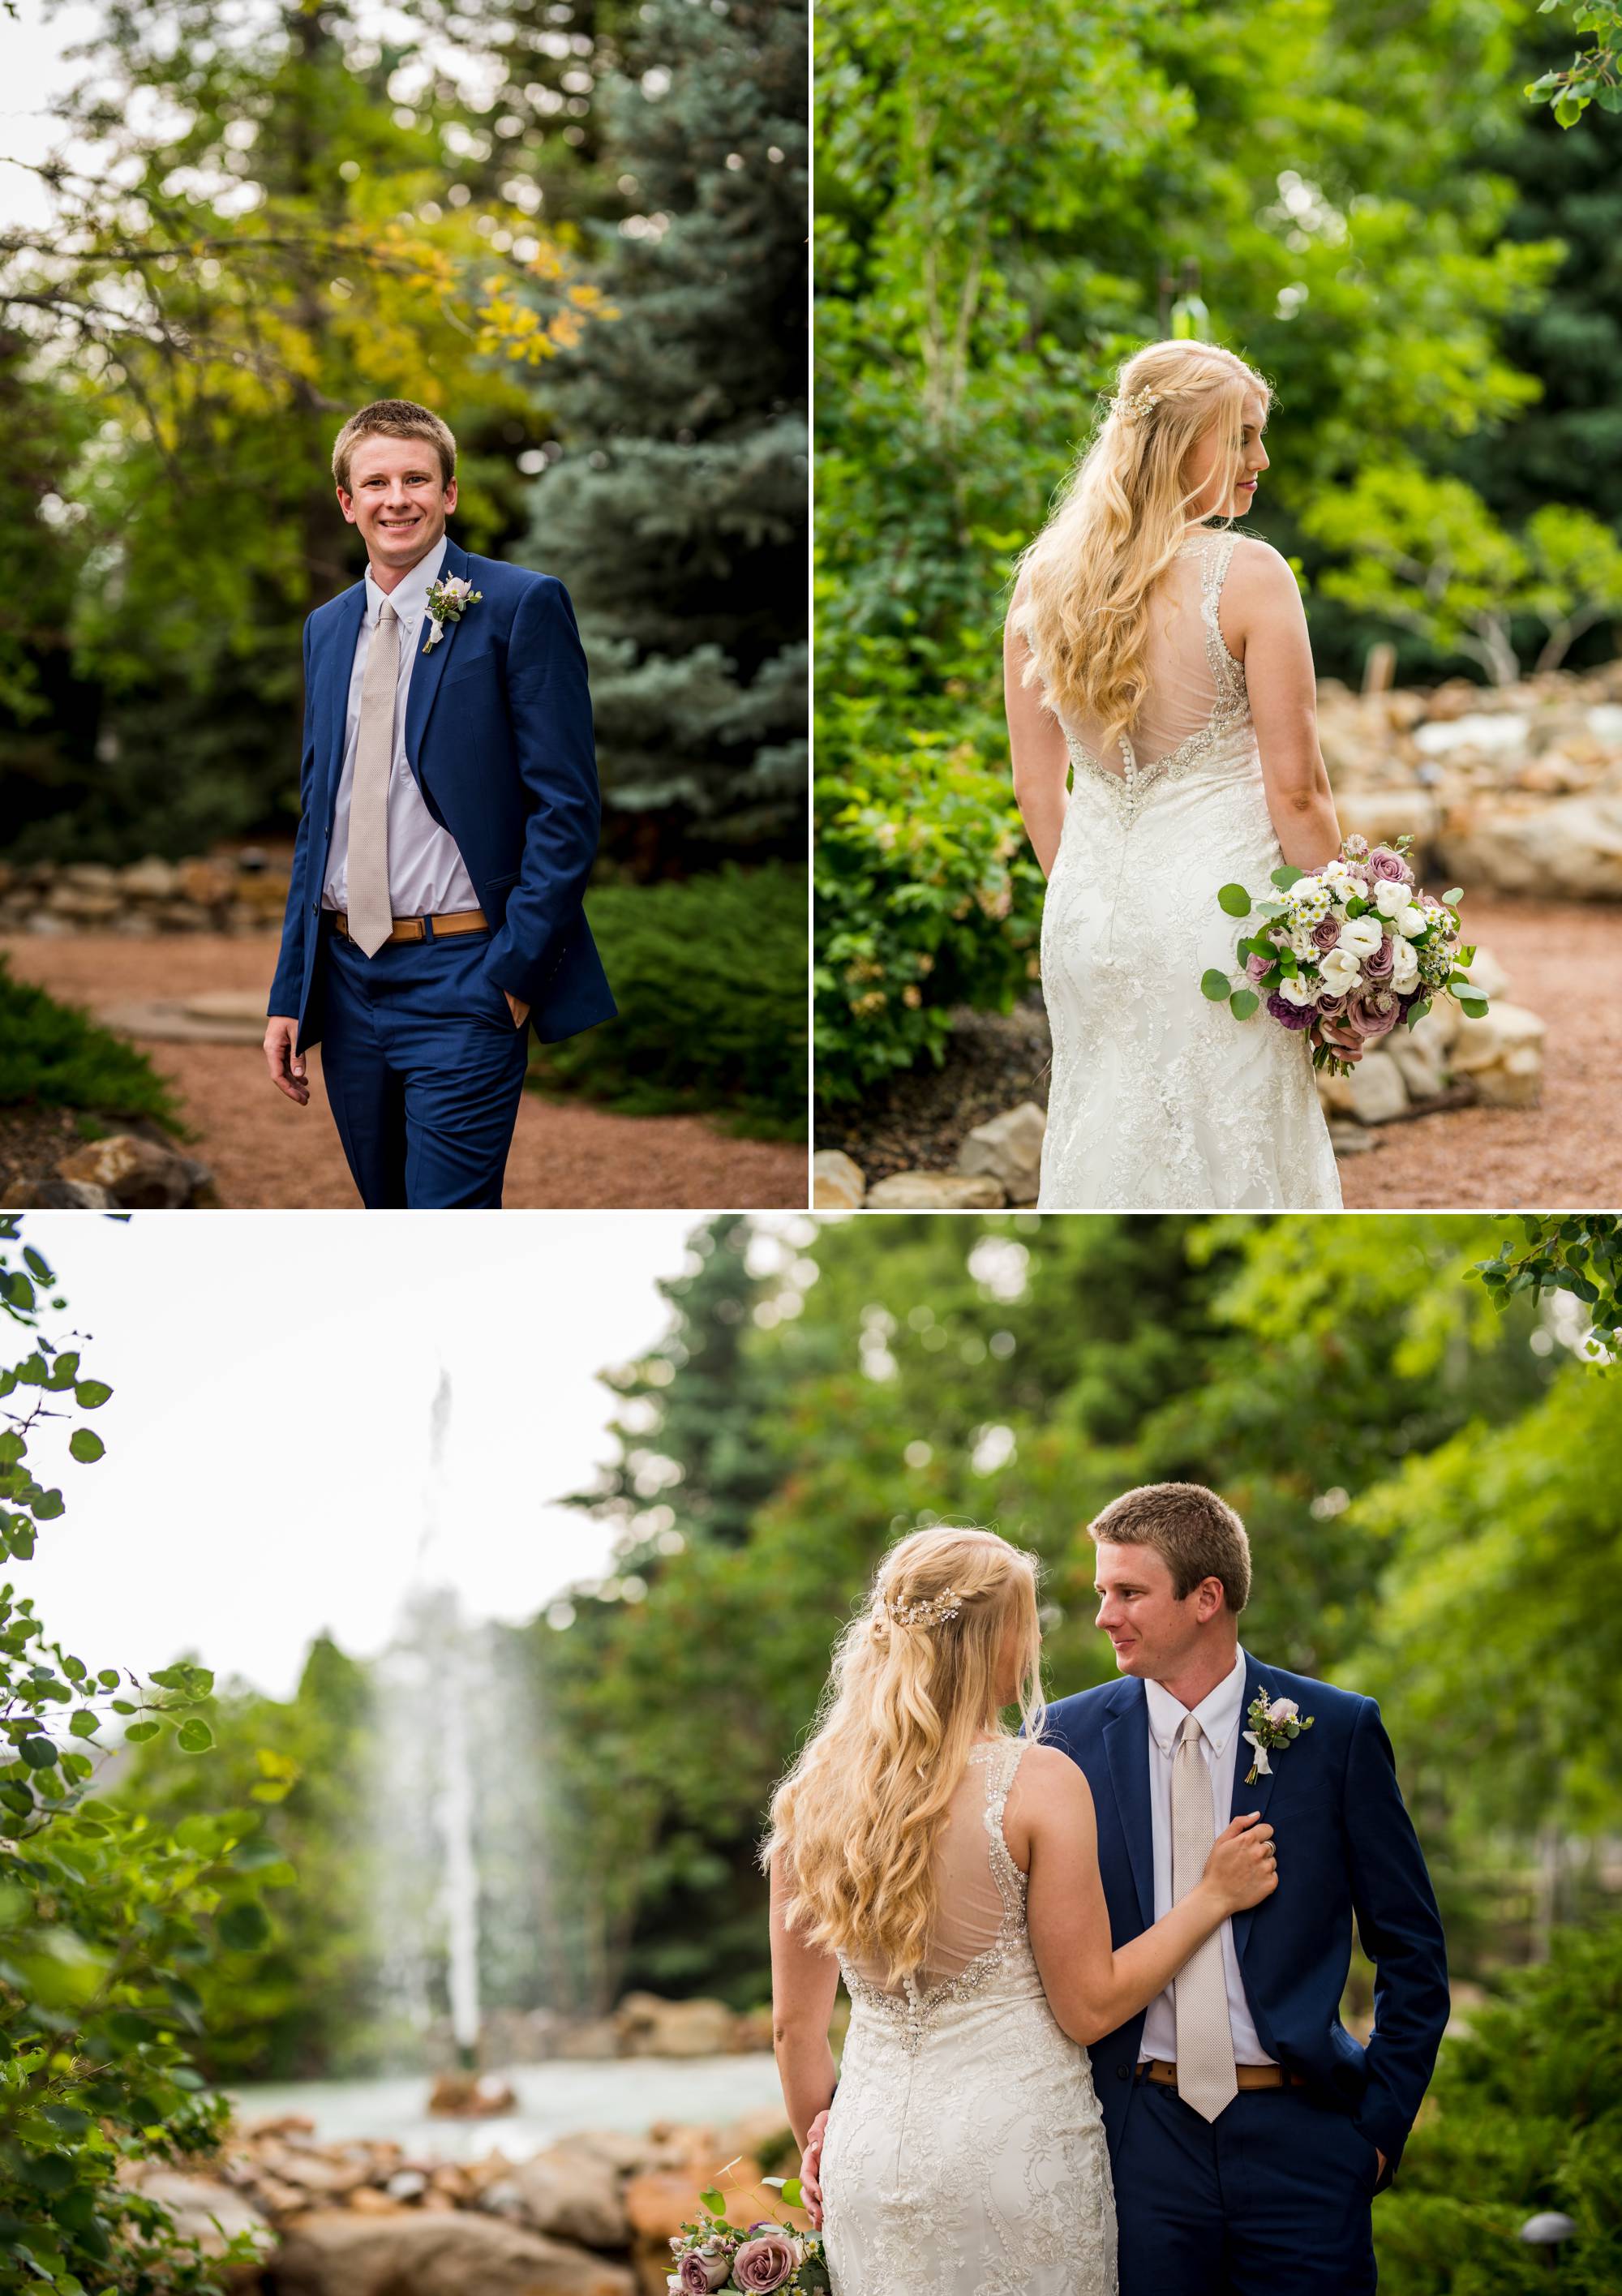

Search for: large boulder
xmin=482 ymin=2142 xmax=629 ymax=2250
xmin=1316 ymin=1051 xmax=1410 ymax=1127
xmin=268 ymin=2209 xmax=635 ymax=2296
xmin=956 ymin=1101 xmax=1046 ymax=1204
xmin=614 ymin=1993 xmax=736 ymax=2059
xmin=55 ymin=1133 xmax=202 ymax=1209
xmin=125 ymin=2169 xmax=272 ymax=2290
xmin=1437 ymin=790 xmax=1622 ymax=899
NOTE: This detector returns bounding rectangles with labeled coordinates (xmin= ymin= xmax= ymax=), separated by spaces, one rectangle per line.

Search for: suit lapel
xmin=404 ymin=536 xmax=468 ymax=770
xmin=322 ymin=582 xmax=367 ymax=809
xmin=1229 ymin=1649 xmax=1279 ymax=1966
xmin=1102 ymin=1677 xmax=1155 ymax=1932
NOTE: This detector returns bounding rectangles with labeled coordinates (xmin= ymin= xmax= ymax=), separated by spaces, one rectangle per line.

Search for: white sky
xmin=0 ymin=4 xmax=104 ymax=230
xmin=8 ymin=1212 xmax=744 ymax=1703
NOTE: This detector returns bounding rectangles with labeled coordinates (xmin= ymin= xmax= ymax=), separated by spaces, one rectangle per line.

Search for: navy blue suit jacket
xmin=268 ymin=537 xmax=616 ymax=1050
xmin=1044 ymin=1653 xmax=1448 ymax=2182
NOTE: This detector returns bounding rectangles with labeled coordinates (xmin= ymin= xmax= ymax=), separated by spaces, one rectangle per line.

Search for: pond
xmin=223 ymin=2053 xmax=787 ymax=2164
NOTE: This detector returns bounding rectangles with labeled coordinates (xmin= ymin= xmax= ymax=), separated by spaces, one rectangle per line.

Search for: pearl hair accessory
xmin=883 ymin=1586 xmax=964 ymax=1629
xmin=1109 ymin=385 xmax=1162 ymax=424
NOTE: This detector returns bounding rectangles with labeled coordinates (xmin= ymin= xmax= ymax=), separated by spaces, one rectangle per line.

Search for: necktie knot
xmin=1178 ymin=1714 xmax=1203 ymax=1753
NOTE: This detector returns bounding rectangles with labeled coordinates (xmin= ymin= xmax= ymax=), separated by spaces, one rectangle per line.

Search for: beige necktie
xmin=1171 ymin=1712 xmax=1237 ymax=2121
xmin=347 ymin=596 xmax=400 ymax=958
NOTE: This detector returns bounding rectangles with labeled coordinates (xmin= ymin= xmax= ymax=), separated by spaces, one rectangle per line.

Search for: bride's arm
xmin=1004 ymin=573 xmax=1070 ymax=878
xmin=1019 ymin=1745 xmax=1276 ymax=2045
xmin=1225 ymin=542 xmax=1342 ymax=870
xmin=768 ymin=1852 xmax=840 ymax=2151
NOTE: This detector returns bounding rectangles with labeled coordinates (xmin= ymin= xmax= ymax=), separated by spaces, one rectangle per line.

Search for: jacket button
xmin=1116 ymin=2064 xmax=1129 ymax=2080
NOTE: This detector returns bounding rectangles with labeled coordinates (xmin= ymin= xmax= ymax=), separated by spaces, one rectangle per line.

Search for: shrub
xmin=533 ymin=864 xmax=807 ymax=1138
xmin=1374 ymin=1918 xmax=1622 ymax=2295
xmin=0 ymin=959 xmax=179 ymax=1130
xmin=814 ymin=689 xmax=1045 ymax=1107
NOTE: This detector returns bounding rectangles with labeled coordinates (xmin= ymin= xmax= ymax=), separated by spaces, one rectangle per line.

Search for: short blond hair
xmin=333 ymin=400 xmax=457 ymax=493
xmin=1088 ymin=1481 xmax=1251 ymax=1612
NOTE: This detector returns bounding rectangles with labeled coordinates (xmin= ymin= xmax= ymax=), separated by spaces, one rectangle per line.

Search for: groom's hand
xmin=799 ymin=2108 xmax=830 ymax=2227
xmin=504 ymin=992 xmax=530 ymax=1030
xmin=1376 ymin=2149 xmax=1388 ymax=2178
xmin=263 ymin=1017 xmax=309 ymax=1105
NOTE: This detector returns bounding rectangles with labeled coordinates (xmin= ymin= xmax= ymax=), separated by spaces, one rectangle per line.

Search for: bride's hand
xmin=1199 ymin=1811 xmax=1278 ymax=1915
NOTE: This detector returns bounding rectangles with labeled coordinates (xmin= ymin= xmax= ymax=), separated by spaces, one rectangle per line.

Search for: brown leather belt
xmin=329 ymin=907 xmax=488 ymax=944
xmin=1139 ymin=2061 xmax=1307 ymax=2092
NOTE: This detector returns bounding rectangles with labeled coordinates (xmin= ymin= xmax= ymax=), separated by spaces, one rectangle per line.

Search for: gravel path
xmin=4 ymin=933 xmax=806 ymax=1212
xmin=1337 ymin=895 xmax=1622 ymax=1210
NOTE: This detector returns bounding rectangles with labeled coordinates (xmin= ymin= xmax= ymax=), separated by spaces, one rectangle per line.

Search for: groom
xmin=1047 ymin=1482 xmax=1448 ymax=2293
xmin=264 ymin=398 xmax=615 ymax=1208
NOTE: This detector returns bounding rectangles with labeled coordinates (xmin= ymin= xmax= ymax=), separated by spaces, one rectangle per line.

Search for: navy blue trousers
xmin=1114 ymin=2079 xmax=1380 ymax=2296
xmin=319 ymin=921 xmax=530 ymax=1209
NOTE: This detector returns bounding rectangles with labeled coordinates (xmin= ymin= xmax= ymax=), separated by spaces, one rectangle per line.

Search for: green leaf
xmin=67 ymin=1711 xmax=100 ymax=1739
xmin=122 ymin=1720 xmax=161 ymax=1744
xmin=1229 ymin=989 xmax=1260 ymax=1020
xmin=177 ymin=1718 xmax=214 ymax=1754
xmin=1270 ymin=865 xmax=1305 ymax=890
xmin=1443 ymin=889 xmax=1463 ymax=905
xmin=218 ymin=1899 xmax=270 ymax=1951
xmin=699 ymin=2187 xmax=726 ymax=2217
xmin=73 ymin=1380 xmax=112 ymax=1410
xmin=1200 ymin=969 xmax=1232 ymax=1002
xmin=1216 ymin=882 xmax=1251 ymax=917
xmin=19 ymin=1736 xmax=58 ymax=1769
xmin=1405 ymin=999 xmax=1431 ymax=1029
xmin=1457 ymin=997 xmax=1489 ymax=1019
xmin=67 ymin=1430 xmax=105 ymax=1466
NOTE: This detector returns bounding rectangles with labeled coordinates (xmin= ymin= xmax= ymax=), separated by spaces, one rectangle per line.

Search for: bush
xmin=0 ymin=959 xmax=179 ymax=1130
xmin=532 ymin=864 xmax=807 ymax=1138
xmin=813 ymin=686 xmax=1045 ymax=1107
xmin=1374 ymin=1918 xmax=1622 ymax=2295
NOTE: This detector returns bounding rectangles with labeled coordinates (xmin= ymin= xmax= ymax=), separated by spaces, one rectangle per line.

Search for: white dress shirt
xmin=322 ymin=533 xmax=481 ymax=918
xmin=1139 ymin=1643 xmax=1274 ymax=2065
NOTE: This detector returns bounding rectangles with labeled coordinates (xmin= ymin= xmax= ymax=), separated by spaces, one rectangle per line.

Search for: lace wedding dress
xmin=821 ymin=1739 xmax=1118 ymax=2296
xmin=1019 ymin=525 xmax=1341 ymax=1209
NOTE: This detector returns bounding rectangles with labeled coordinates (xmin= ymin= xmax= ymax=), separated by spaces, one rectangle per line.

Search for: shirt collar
xmin=364 ymin=532 xmax=448 ymax=629
xmin=1144 ymin=1644 xmax=1248 ymax=1758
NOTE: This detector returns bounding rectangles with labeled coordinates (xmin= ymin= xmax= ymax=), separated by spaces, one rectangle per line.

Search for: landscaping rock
xmin=483 ymin=2143 xmax=629 ymax=2250
xmin=1438 ymin=791 xmax=1622 ymax=900
xmin=812 ymin=1148 xmax=865 ymax=1209
xmin=1447 ymin=1001 xmax=1547 ymax=1109
xmin=865 ymin=1170 xmax=1006 ymax=1211
xmin=125 ymin=2169 xmax=272 ymax=2289
xmin=56 ymin=1132 xmax=196 ymax=1208
xmin=614 ymin=1992 xmax=736 ymax=2059
xmin=956 ymin=1101 xmax=1046 ymax=1202
xmin=1 ymin=1177 xmax=118 ymax=1210
xmin=269 ymin=2208 xmax=634 ymax=2296
xmin=1317 ymin=1052 xmax=1410 ymax=1127
xmin=1383 ymin=1027 xmax=1448 ymax=1104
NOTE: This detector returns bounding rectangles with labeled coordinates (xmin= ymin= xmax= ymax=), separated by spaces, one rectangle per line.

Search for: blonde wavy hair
xmin=1016 ymin=340 xmax=1272 ymax=753
xmin=762 ymin=1526 xmax=1044 ymax=1987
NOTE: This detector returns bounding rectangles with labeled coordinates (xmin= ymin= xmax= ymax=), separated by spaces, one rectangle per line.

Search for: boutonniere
xmin=422 ymin=573 xmax=483 ymax=654
xmin=1242 ymin=1687 xmax=1314 ymax=1784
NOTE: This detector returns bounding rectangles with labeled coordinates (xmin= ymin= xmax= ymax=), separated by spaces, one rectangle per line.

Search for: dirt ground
xmin=4 ymin=933 xmax=807 ymax=1212
xmin=1336 ymin=895 xmax=1622 ymax=1210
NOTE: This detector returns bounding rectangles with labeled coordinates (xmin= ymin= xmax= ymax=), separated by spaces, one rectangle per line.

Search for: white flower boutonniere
xmin=422 ymin=572 xmax=483 ymax=655
xmin=1242 ymin=1687 xmax=1314 ymax=1785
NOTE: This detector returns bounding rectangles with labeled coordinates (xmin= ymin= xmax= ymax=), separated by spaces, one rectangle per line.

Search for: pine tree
xmin=517 ymin=0 xmax=808 ymax=869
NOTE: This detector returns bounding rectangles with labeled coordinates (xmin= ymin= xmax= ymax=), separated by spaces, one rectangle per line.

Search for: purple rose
xmin=1245 ymin=950 xmax=1270 ymax=981
xmin=1266 ymin=992 xmax=1314 ymax=1031
xmin=1362 ymin=933 xmax=1395 ymax=980
xmin=1315 ymin=990 xmax=1349 ymax=1020
xmin=679 ymin=2251 xmax=732 ymax=2294
xmin=1310 ymin=915 xmax=1341 ymax=951
xmin=732 ymin=2234 xmax=800 ymax=2292
xmin=1346 ymin=988 xmax=1401 ymax=1041
xmin=1368 ymin=846 xmax=1412 ymax=885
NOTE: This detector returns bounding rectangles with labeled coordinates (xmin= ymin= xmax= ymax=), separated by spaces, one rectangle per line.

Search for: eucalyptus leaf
xmin=1200 ymin=969 xmax=1232 ymax=1002
xmin=1216 ymin=882 xmax=1251 ymax=917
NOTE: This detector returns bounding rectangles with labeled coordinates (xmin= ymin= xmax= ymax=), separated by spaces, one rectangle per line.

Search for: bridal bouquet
xmin=1199 ymin=835 xmax=1490 ymax=1075
xmin=668 ymin=2174 xmax=829 ymax=2294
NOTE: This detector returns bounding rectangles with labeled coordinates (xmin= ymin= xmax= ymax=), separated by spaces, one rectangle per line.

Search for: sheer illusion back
xmin=821 ymin=1740 xmax=1118 ymax=2296
xmin=1016 ymin=524 xmax=1341 ymax=1211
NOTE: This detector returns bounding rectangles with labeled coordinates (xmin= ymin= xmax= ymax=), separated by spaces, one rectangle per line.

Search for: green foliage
xmin=814 ymin=713 xmax=1045 ymax=1105
xmin=530 ymin=865 xmax=807 ymax=1135
xmin=1473 ymin=1217 xmax=1622 ymax=1355
xmin=0 ymin=958 xmax=180 ymax=1131
xmin=1525 ymin=0 xmax=1622 ymax=126
xmin=1375 ymin=1918 xmax=1622 ymax=2294
xmin=0 ymin=1221 xmax=290 ymax=2292
xmin=517 ymin=0 xmax=808 ymax=866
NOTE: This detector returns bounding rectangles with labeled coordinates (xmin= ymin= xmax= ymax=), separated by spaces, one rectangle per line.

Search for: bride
xmin=1005 ymin=340 xmax=1344 ymax=1210
xmin=762 ymin=1526 xmax=1277 ymax=2295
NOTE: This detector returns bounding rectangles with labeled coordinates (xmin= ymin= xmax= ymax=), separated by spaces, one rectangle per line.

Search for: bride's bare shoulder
xmin=1014 ymin=1740 xmax=1095 ymax=1813
xmin=1224 ymin=532 xmax=1304 ymax=597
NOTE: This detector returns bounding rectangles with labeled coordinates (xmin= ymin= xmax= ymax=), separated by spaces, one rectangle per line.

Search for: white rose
xmin=1278 ymin=973 xmax=1317 ymax=1006
xmin=1372 ymin=877 xmax=1410 ymax=919
xmin=1287 ymin=928 xmax=1318 ymax=959
xmin=1319 ymin=946 xmax=1362 ymax=995
xmin=1396 ymin=902 xmax=1427 ymax=938
xmin=1390 ymin=938 xmax=1419 ymax=992
xmin=1338 ymin=915 xmax=1384 ymax=959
